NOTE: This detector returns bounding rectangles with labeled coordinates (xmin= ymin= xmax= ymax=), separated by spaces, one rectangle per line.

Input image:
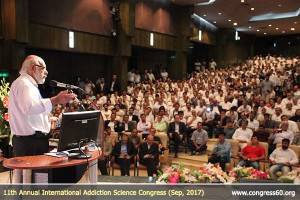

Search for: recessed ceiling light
xmin=233 ymin=22 xmax=238 ymax=26
xmin=291 ymin=28 xmax=295 ymax=31
xmin=282 ymin=30 xmax=286 ymax=33
xmin=250 ymin=7 xmax=255 ymax=11
xmin=228 ymin=19 xmax=232 ymax=22
xmin=294 ymin=21 xmax=298 ymax=24
xmin=218 ymin=12 xmax=222 ymax=15
xmin=213 ymin=21 xmax=217 ymax=24
xmin=268 ymin=24 xmax=272 ymax=27
xmin=203 ymin=14 xmax=207 ymax=17
xmin=248 ymin=26 xmax=252 ymax=29
xmin=256 ymin=29 xmax=260 ymax=32
xmin=278 ymin=4 xmax=282 ymax=7
xmin=276 ymin=27 xmax=279 ymax=30
xmin=264 ymin=33 xmax=267 ymax=35
xmin=241 ymin=0 xmax=245 ymax=3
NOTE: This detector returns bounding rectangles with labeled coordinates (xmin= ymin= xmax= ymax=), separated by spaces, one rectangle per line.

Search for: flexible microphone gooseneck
xmin=49 ymin=80 xmax=86 ymax=110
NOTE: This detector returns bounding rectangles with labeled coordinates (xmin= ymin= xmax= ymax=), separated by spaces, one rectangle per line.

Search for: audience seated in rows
xmin=49 ymin=55 xmax=300 ymax=178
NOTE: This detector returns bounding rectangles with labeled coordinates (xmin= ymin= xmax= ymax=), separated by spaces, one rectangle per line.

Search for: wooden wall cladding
xmin=132 ymin=29 xmax=176 ymax=51
xmin=190 ymin=26 xmax=216 ymax=45
xmin=28 ymin=23 xmax=114 ymax=55
xmin=1 ymin=0 xmax=16 ymax=40
xmin=28 ymin=0 xmax=112 ymax=36
xmin=135 ymin=1 xmax=176 ymax=35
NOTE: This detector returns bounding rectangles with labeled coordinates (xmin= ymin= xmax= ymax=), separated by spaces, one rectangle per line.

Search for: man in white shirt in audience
xmin=281 ymin=92 xmax=293 ymax=106
xmin=269 ymin=138 xmax=299 ymax=179
xmin=282 ymin=102 xmax=296 ymax=118
xmin=237 ymin=100 xmax=252 ymax=115
xmin=127 ymin=69 xmax=135 ymax=83
xmin=281 ymin=115 xmax=299 ymax=135
xmin=137 ymin=114 xmax=152 ymax=139
xmin=272 ymin=107 xmax=283 ymax=123
xmin=268 ymin=121 xmax=294 ymax=154
xmin=160 ymin=69 xmax=168 ymax=81
xmin=247 ymin=112 xmax=259 ymax=131
xmin=232 ymin=120 xmax=253 ymax=149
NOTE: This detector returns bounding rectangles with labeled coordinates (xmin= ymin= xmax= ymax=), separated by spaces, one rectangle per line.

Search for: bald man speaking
xmin=8 ymin=55 xmax=76 ymax=183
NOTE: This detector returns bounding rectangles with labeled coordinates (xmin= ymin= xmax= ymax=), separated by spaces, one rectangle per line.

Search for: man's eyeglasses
xmin=34 ymin=64 xmax=46 ymax=70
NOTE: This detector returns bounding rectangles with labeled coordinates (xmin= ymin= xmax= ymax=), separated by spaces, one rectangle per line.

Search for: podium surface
xmin=3 ymin=150 xmax=101 ymax=183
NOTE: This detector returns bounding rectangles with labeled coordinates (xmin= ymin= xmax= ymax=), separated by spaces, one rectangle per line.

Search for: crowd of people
xmin=50 ymin=55 xmax=300 ymax=178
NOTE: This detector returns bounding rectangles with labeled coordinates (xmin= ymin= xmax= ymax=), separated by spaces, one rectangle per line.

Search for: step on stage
xmin=97 ymin=175 xmax=156 ymax=183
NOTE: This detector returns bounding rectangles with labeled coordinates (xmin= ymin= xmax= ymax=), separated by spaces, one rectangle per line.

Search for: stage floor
xmin=97 ymin=176 xmax=155 ymax=183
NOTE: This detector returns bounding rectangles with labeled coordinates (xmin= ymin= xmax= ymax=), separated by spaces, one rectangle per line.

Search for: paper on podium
xmin=44 ymin=149 xmax=69 ymax=158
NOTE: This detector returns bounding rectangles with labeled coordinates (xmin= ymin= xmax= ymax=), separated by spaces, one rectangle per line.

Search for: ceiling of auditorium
xmin=172 ymin=0 xmax=300 ymax=36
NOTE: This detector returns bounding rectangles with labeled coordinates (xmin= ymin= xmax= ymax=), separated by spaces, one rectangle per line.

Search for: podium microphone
xmin=49 ymin=80 xmax=86 ymax=111
xmin=49 ymin=80 xmax=85 ymax=94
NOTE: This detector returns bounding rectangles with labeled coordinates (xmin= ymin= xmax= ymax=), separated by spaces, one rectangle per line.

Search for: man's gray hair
xmin=19 ymin=55 xmax=46 ymax=75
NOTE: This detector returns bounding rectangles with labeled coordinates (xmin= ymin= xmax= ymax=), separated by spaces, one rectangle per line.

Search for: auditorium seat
xmin=258 ymin=142 xmax=269 ymax=171
xmin=156 ymin=131 xmax=168 ymax=148
xmin=136 ymin=155 xmax=160 ymax=177
xmin=156 ymin=131 xmax=169 ymax=164
xmin=111 ymin=131 xmax=119 ymax=144
xmin=110 ymin=156 xmax=136 ymax=176
xmin=228 ymin=139 xmax=240 ymax=170
xmin=254 ymin=129 xmax=271 ymax=143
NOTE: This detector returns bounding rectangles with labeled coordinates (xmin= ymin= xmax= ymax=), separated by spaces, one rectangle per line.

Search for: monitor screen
xmin=58 ymin=110 xmax=101 ymax=151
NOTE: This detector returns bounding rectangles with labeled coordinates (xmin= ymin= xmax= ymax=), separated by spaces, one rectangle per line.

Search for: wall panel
xmin=29 ymin=23 xmax=114 ymax=56
xmin=132 ymin=29 xmax=176 ymax=51
xmin=135 ymin=0 xmax=175 ymax=35
xmin=29 ymin=0 xmax=112 ymax=36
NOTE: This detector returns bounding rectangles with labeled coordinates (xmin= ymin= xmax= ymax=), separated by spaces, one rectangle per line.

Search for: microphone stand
xmin=66 ymin=84 xmax=86 ymax=111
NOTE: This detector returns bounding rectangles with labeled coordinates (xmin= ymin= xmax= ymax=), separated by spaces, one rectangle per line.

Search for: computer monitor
xmin=58 ymin=110 xmax=101 ymax=155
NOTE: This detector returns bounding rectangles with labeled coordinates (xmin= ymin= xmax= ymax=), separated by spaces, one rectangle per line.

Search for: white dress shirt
xmin=232 ymin=128 xmax=253 ymax=142
xmin=8 ymin=74 xmax=52 ymax=136
xmin=247 ymin=119 xmax=259 ymax=131
xmin=137 ymin=121 xmax=151 ymax=133
xmin=271 ymin=130 xmax=294 ymax=145
xmin=270 ymin=148 xmax=298 ymax=165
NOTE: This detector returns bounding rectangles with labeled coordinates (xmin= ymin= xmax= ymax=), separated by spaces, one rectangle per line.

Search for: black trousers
xmin=98 ymin=157 xmax=109 ymax=175
xmin=140 ymin=158 xmax=158 ymax=177
xmin=189 ymin=143 xmax=207 ymax=153
xmin=12 ymin=134 xmax=49 ymax=157
xmin=208 ymin=155 xmax=228 ymax=171
xmin=115 ymin=158 xmax=131 ymax=176
xmin=268 ymin=143 xmax=276 ymax=155
xmin=186 ymin=127 xmax=196 ymax=140
xmin=12 ymin=134 xmax=49 ymax=182
xmin=170 ymin=132 xmax=183 ymax=155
